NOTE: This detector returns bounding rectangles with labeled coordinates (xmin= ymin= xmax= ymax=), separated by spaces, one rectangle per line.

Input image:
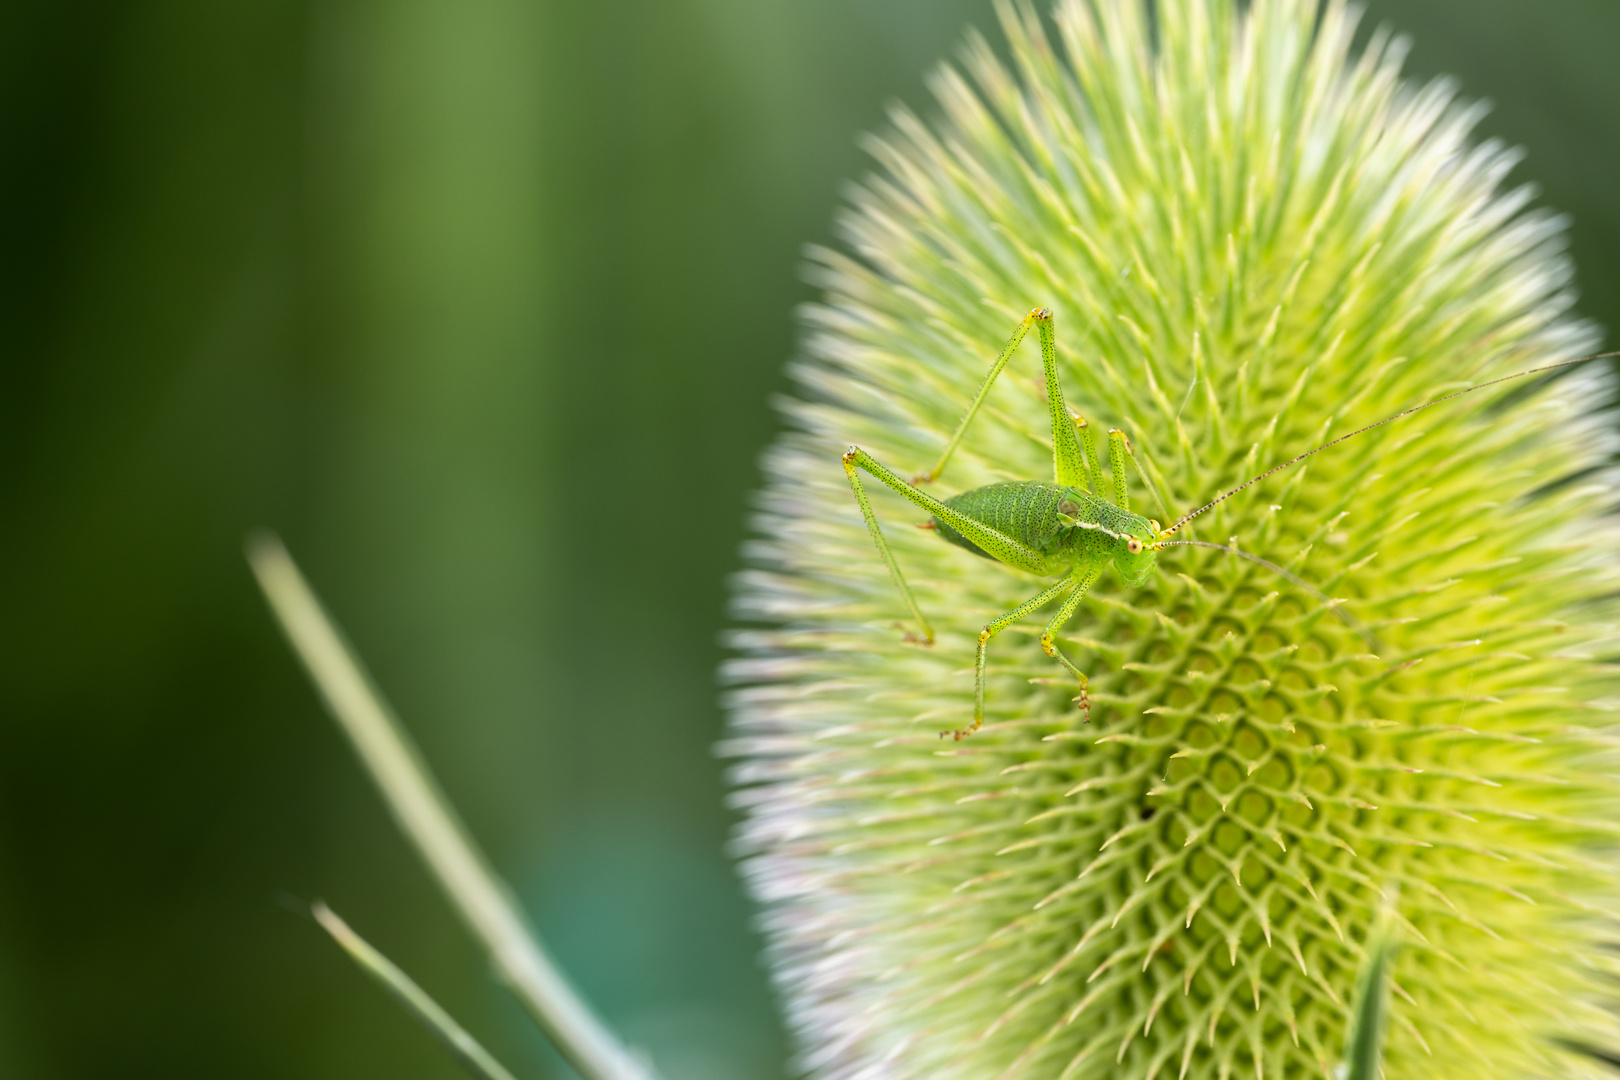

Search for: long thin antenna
xmin=1161 ymin=349 xmax=1620 ymax=536
xmin=1156 ymin=539 xmax=1381 ymax=650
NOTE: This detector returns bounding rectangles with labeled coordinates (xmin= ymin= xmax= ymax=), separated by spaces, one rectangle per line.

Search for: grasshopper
xmin=842 ymin=308 xmax=1613 ymax=740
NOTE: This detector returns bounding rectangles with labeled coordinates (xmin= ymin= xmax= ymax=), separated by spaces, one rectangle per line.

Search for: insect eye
xmin=1126 ymin=538 xmax=1143 ymax=554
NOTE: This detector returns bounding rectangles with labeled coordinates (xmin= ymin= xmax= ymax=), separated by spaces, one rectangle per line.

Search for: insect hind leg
xmin=843 ymin=447 xmax=1050 ymax=575
xmin=842 ymin=450 xmax=935 ymax=645
xmin=921 ymin=308 xmax=1088 ymax=489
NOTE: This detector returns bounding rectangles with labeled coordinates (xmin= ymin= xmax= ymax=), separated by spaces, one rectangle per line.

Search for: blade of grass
xmin=1341 ymin=895 xmax=1399 ymax=1080
xmin=248 ymin=533 xmax=656 ymax=1080
xmin=313 ymin=901 xmax=523 ymax=1080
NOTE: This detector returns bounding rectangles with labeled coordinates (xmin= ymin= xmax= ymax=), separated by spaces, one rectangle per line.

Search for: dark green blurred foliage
xmin=0 ymin=1 xmax=1616 ymax=1078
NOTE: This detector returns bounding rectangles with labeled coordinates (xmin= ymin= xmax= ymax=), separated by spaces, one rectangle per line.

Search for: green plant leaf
xmin=249 ymin=534 xmax=658 ymax=1080
xmin=313 ymin=902 xmax=523 ymax=1080
xmin=1341 ymin=898 xmax=1398 ymax=1080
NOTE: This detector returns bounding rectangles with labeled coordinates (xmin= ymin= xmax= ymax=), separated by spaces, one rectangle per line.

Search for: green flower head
xmin=725 ymin=1 xmax=1620 ymax=1078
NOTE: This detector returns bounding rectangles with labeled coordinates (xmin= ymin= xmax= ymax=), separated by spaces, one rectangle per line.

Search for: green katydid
xmin=842 ymin=307 xmax=1614 ymax=740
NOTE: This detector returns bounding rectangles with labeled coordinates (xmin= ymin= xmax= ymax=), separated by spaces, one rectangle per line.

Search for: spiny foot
xmin=893 ymin=622 xmax=935 ymax=646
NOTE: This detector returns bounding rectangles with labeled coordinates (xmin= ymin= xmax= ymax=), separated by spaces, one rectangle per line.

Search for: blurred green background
xmin=1 ymin=1 xmax=1616 ymax=1077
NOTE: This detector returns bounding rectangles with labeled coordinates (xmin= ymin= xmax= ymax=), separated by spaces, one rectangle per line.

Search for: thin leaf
xmin=1341 ymin=896 xmax=1399 ymax=1080
xmin=248 ymin=533 xmax=656 ymax=1080
xmin=313 ymin=901 xmax=523 ymax=1080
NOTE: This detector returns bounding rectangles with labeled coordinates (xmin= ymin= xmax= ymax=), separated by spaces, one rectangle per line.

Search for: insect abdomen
xmin=935 ymin=481 xmax=1073 ymax=560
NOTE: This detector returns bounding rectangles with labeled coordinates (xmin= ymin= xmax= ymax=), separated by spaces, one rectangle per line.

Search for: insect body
xmin=932 ymin=482 xmax=1157 ymax=591
xmin=842 ymin=308 xmax=1165 ymax=740
xmin=842 ymin=307 xmax=1613 ymax=740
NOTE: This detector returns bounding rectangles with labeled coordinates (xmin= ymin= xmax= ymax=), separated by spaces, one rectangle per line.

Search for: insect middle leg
xmin=1038 ymin=564 xmax=1103 ymax=722
xmin=952 ymin=575 xmax=1079 ymax=741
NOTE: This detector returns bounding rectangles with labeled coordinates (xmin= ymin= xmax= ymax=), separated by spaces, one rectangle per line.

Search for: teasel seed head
xmin=724 ymin=2 xmax=1620 ymax=1077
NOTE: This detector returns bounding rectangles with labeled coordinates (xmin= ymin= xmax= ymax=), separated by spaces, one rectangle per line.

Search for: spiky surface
xmin=723 ymin=1 xmax=1620 ymax=1078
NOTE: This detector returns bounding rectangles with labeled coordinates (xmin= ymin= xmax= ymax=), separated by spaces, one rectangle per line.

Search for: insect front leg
xmin=952 ymin=576 xmax=1078 ymax=741
xmin=1107 ymin=428 xmax=1131 ymax=510
xmin=1075 ymin=415 xmax=1104 ymax=496
xmin=1038 ymin=564 xmax=1103 ymax=722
